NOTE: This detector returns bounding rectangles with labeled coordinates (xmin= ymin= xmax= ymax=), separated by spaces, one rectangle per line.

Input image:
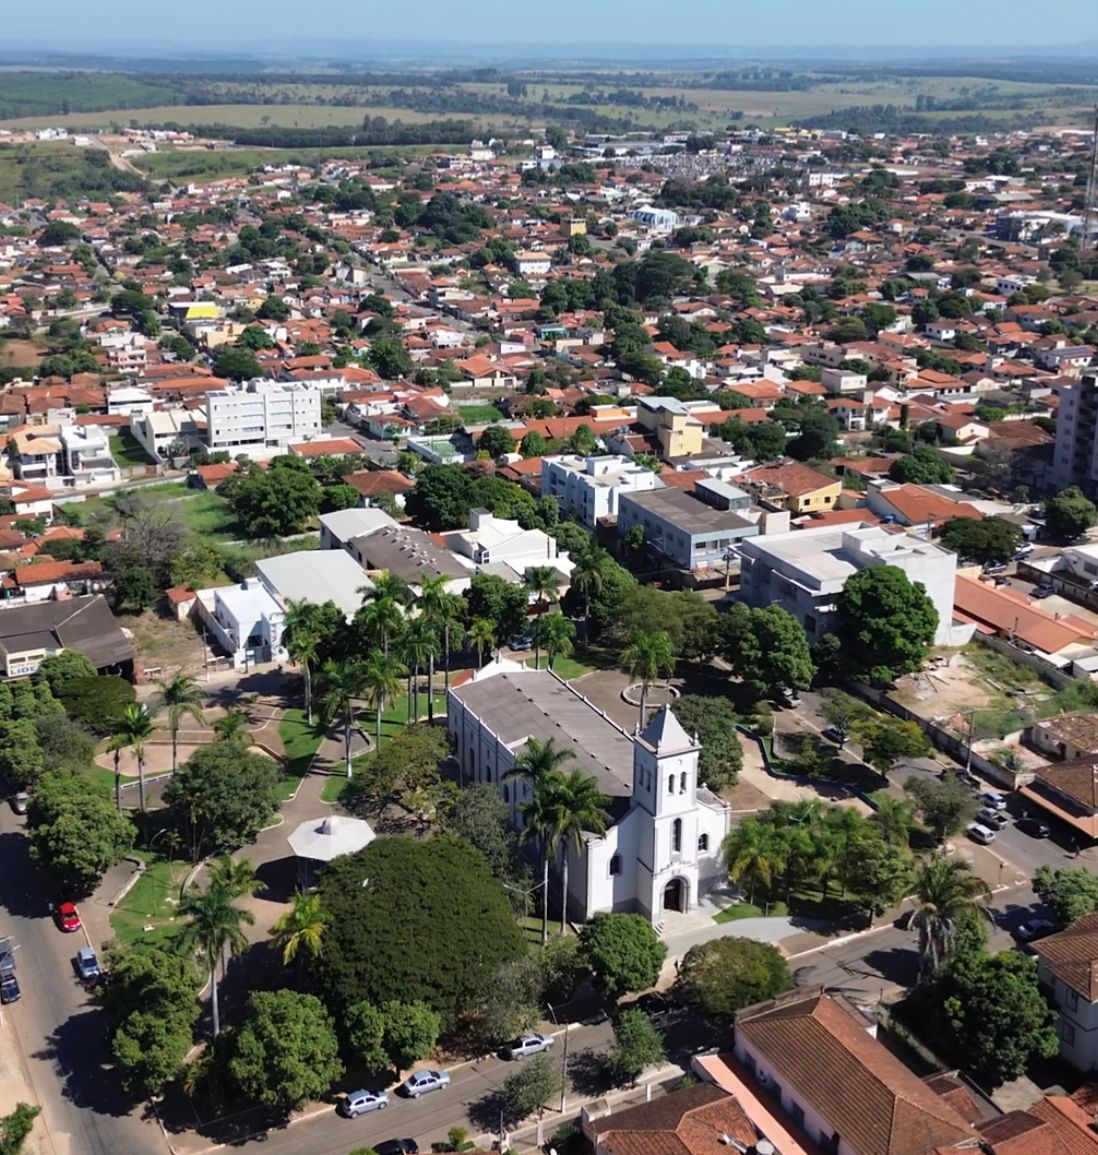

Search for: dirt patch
xmin=0 ymin=338 xmax=41 ymax=370
xmin=125 ymin=611 xmax=207 ymax=679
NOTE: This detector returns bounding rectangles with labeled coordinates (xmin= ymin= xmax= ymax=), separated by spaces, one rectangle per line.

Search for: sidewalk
xmin=0 ymin=1008 xmax=51 ymax=1155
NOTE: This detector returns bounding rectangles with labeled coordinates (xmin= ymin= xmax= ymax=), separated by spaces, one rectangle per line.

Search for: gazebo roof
xmin=287 ymin=814 xmax=375 ymax=863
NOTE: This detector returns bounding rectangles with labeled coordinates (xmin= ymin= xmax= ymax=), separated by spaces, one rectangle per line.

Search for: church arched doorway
xmin=663 ymin=877 xmax=688 ymax=913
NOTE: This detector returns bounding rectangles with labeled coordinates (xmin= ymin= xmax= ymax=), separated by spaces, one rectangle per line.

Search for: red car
xmin=55 ymin=902 xmax=81 ymax=933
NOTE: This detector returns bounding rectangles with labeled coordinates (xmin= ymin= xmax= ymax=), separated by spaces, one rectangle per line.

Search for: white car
xmin=966 ymin=822 xmax=997 ymax=845
xmin=401 ymin=1069 xmax=450 ymax=1098
xmin=979 ymin=792 xmax=1008 ymax=811
xmin=504 ymin=1032 xmax=554 ymax=1060
xmin=340 ymin=1089 xmax=390 ymax=1118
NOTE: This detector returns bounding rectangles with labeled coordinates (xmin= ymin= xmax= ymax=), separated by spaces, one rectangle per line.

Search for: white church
xmin=447 ymin=657 xmax=731 ymax=924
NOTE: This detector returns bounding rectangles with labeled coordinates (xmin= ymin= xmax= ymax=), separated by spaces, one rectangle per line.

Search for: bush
xmin=58 ymin=674 xmax=135 ymax=735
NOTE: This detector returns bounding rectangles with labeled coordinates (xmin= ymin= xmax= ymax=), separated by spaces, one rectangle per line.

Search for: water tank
xmin=754 ymin=1142 xmax=775 ymax=1155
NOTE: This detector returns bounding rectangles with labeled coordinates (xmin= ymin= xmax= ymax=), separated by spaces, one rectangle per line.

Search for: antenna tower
xmin=1083 ymin=105 xmax=1098 ymax=253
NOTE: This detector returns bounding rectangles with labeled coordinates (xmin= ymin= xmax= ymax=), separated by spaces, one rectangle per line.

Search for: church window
xmin=698 ymin=833 xmax=709 ymax=852
xmin=668 ymin=775 xmax=674 ymax=795
xmin=609 ymin=854 xmax=622 ymax=876
xmin=679 ymin=771 xmax=687 ymax=794
xmin=672 ymin=818 xmax=682 ymax=853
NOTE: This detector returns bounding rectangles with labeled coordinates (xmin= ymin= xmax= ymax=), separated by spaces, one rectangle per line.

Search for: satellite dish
xmin=755 ymin=1142 xmax=776 ymax=1155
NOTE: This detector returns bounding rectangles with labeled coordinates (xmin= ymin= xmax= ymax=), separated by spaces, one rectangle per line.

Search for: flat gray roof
xmin=620 ymin=487 xmax=755 ymax=535
xmin=256 ymin=550 xmax=369 ymax=618
xmin=452 ymin=670 xmax=636 ymax=800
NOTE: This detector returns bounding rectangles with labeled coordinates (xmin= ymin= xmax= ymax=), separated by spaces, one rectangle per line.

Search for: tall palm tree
xmin=178 ymin=865 xmax=256 ymax=1038
xmin=106 ymin=732 xmax=127 ymax=813
xmin=156 ymin=673 xmax=205 ymax=772
xmin=212 ymin=708 xmax=250 ymax=744
xmin=113 ymin=703 xmax=155 ymax=814
xmin=399 ymin=617 xmax=436 ymax=725
xmin=524 ymin=565 xmax=562 ymax=611
xmin=207 ymin=854 xmax=261 ymax=900
xmin=417 ymin=574 xmax=456 ymax=716
xmin=360 ymin=651 xmax=404 ymax=753
xmin=532 ymin=611 xmax=575 ymax=671
xmin=282 ymin=600 xmax=320 ymax=725
xmin=871 ymin=796 xmax=916 ymax=848
xmin=355 ymin=595 xmax=404 ymax=657
xmin=722 ymin=819 xmax=785 ymax=905
xmin=545 ymin=769 xmax=607 ymax=933
xmin=621 ymin=629 xmax=676 ymax=727
xmin=570 ymin=546 xmax=612 ymax=642
xmin=317 ymin=659 xmax=364 ymax=778
xmin=468 ymin=617 xmax=496 ymax=667
xmin=361 ymin=569 xmax=410 ymax=607
xmin=910 ymin=856 xmax=990 ymax=981
xmin=270 ymin=891 xmax=329 ymax=971
xmin=504 ymin=737 xmax=576 ymax=945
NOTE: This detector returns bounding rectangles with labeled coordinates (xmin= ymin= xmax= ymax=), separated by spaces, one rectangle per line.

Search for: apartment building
xmin=1051 ymin=372 xmax=1098 ymax=497
xmin=541 ymin=453 xmax=663 ymax=526
xmin=205 ymin=379 xmax=322 ymax=457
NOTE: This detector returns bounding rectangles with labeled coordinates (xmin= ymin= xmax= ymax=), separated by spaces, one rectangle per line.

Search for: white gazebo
xmin=288 ymin=814 xmax=375 ymax=886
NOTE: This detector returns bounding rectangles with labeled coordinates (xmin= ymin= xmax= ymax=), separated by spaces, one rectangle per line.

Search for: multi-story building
xmin=1051 ymin=372 xmax=1098 ymax=496
xmin=541 ymin=454 xmax=663 ymax=526
xmin=738 ymin=523 xmax=962 ymax=646
xmin=1032 ymin=914 xmax=1098 ymax=1070
xmin=205 ymin=380 xmax=322 ymax=458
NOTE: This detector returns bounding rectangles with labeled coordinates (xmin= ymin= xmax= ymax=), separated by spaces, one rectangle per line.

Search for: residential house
xmin=4 ymin=559 xmax=108 ymax=605
xmin=0 ymin=594 xmax=134 ymax=679
xmin=1030 ymin=713 xmax=1098 ymax=762
xmin=444 ymin=508 xmax=572 ymax=584
xmin=318 ymin=507 xmax=398 ymax=552
xmin=634 ymin=396 xmax=707 ymax=459
xmin=1032 ymin=914 xmax=1098 ymax=1070
xmin=1020 ymin=759 xmax=1098 ymax=844
xmin=741 ymin=462 xmax=842 ymax=515
xmin=349 ymin=524 xmax=471 ymax=593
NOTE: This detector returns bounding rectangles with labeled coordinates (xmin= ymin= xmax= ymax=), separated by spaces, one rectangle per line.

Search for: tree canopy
xmin=1045 ymin=486 xmax=1097 ymax=544
xmin=888 ymin=446 xmax=955 ymax=485
xmin=938 ymin=517 xmax=1022 ymax=565
xmin=579 ymin=913 xmax=666 ymax=1001
xmin=676 ymin=937 xmax=790 ymax=1020
xmin=719 ymin=603 xmax=814 ymax=699
xmin=835 ymin=565 xmax=938 ymax=684
xmin=1034 ymin=866 xmax=1098 ymax=927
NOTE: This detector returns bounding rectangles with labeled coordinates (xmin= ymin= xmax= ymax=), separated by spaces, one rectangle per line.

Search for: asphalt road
xmin=0 ymin=807 xmax=162 ymax=1155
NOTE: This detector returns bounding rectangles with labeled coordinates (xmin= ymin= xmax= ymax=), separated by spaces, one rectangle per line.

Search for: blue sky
xmin=4 ymin=0 xmax=1094 ymax=48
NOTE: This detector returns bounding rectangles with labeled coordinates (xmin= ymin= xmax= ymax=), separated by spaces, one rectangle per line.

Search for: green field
xmin=278 ymin=707 xmax=325 ymax=799
xmin=457 ymin=403 xmax=504 ymax=425
xmin=109 ymin=430 xmax=154 ymax=469
xmin=109 ymin=854 xmax=192 ymax=948
xmin=132 ymin=144 xmax=436 ymax=183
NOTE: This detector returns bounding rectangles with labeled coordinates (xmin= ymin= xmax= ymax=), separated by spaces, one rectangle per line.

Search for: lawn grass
xmin=712 ymin=900 xmax=789 ymax=923
xmin=526 ymin=654 xmax=595 ymax=680
xmin=320 ymin=775 xmax=350 ymax=804
xmin=109 ymin=854 xmax=192 ymax=949
xmin=277 ymin=707 xmax=324 ymax=800
xmin=178 ymin=490 xmax=241 ymax=539
xmin=457 ymin=403 xmax=504 ymax=425
xmin=109 ymin=430 xmax=154 ymax=469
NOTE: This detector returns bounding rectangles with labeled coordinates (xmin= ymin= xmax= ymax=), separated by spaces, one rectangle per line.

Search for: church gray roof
xmin=638 ymin=706 xmax=697 ymax=755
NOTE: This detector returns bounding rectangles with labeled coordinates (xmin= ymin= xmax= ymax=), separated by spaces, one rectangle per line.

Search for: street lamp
xmin=546 ymin=1003 xmax=569 ymax=1114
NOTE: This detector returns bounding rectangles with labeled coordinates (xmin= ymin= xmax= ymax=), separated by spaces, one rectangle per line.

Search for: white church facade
xmin=447 ymin=658 xmax=731 ymax=923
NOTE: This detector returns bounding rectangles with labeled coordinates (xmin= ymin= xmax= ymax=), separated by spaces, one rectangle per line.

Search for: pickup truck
xmin=0 ymin=938 xmax=15 ymax=977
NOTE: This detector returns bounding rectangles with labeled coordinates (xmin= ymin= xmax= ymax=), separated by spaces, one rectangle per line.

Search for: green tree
xmin=520 ymin=431 xmax=548 ymax=457
xmin=230 ymin=462 xmax=321 ymax=538
xmin=1033 ymin=865 xmax=1098 ymax=927
xmin=465 ymin=572 xmax=529 ymax=642
xmin=155 ymin=672 xmax=205 ymax=772
xmin=109 ymin=562 xmax=158 ymax=612
xmin=910 ymin=856 xmax=989 ymax=980
xmin=1046 ymin=486 xmax=1097 ymax=543
xmin=720 ymin=604 xmax=814 ymax=700
xmin=35 ymin=651 xmax=95 ymax=698
xmin=112 ymin=1009 xmax=197 ymax=1097
xmin=228 ymin=990 xmax=344 ymax=1113
xmin=836 ymin=565 xmax=938 ymax=684
xmin=27 ymin=769 xmax=134 ymax=894
xmin=380 ymin=1000 xmax=440 ymax=1073
xmin=343 ymin=723 xmax=450 ymax=819
xmin=569 ymin=546 xmax=613 ymax=642
xmin=870 ymin=795 xmax=917 ymax=847
xmin=722 ymin=818 xmax=784 ymax=905
xmin=345 ymin=1000 xmax=389 ymax=1073
xmin=580 ymin=912 xmax=667 ymax=1001
xmin=57 ymin=674 xmax=135 ymax=736
xmin=0 ymin=1105 xmax=41 ymax=1155
xmin=524 ymin=565 xmax=562 ymax=611
xmin=316 ymin=837 xmax=525 ymax=1027
xmin=669 ymin=695 xmax=742 ymax=789
xmin=211 ymin=345 xmax=262 ymax=381
xmin=164 ymin=742 xmax=280 ymax=860
xmin=468 ymin=617 xmax=497 ymax=666
xmin=406 ymin=464 xmax=474 ymax=530
xmin=609 ymin=1009 xmax=666 ymax=1087
xmin=360 ymin=651 xmax=404 ymax=752
xmin=211 ymin=708 xmax=249 ymax=744
xmin=0 ymin=719 xmax=43 ymax=791
xmin=478 ymin=426 xmax=515 ymax=459
xmin=818 ymin=689 xmax=875 ymax=747
xmin=888 ymin=446 xmax=955 ymax=485
xmin=367 ymin=336 xmax=413 ymax=379
xmin=546 ymin=769 xmax=608 ymax=932
xmin=676 ymin=937 xmax=790 ymax=1021
xmin=904 ymin=776 xmax=977 ymax=847
xmin=532 ymin=610 xmax=575 ymax=671
xmin=853 ymin=718 xmax=932 ymax=775
xmin=846 ymin=834 xmax=913 ymax=919
xmin=499 ymin=1054 xmax=561 ymax=1126
xmin=938 ymin=517 xmax=1023 ymax=565
xmin=270 ymin=891 xmax=329 ymax=969
xmin=440 ymin=782 xmax=522 ymax=886
xmin=621 ymin=630 xmax=676 ymax=726
xmin=317 ymin=659 xmax=365 ymax=777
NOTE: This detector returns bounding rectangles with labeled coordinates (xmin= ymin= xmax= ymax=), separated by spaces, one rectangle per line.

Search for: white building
xmin=444 ymin=508 xmax=572 ymax=584
xmin=129 ymin=408 xmax=205 ymax=462
xmin=541 ymin=454 xmax=664 ymax=527
xmin=631 ymin=206 xmax=680 ymax=234
xmin=1032 ymin=915 xmax=1098 ymax=1072
xmin=107 ymin=386 xmax=154 ymax=417
xmin=206 ymin=379 xmax=322 ymax=458
xmin=448 ymin=658 xmax=730 ymax=924
xmin=738 ymin=523 xmax=963 ymax=647
xmin=200 ymin=577 xmax=286 ymax=670
xmin=60 ymin=426 xmax=119 ymax=486
xmin=1051 ymin=373 xmax=1098 ymax=496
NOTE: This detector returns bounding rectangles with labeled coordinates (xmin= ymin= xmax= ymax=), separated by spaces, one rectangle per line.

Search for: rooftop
xmin=619 ymin=487 xmax=755 ymax=536
xmin=255 ymin=550 xmax=370 ymax=619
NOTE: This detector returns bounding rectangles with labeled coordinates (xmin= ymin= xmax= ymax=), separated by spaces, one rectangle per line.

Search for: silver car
xmin=401 ymin=1069 xmax=450 ymax=1098
xmin=340 ymin=1089 xmax=390 ymax=1118
xmin=966 ymin=822 xmax=997 ymax=846
xmin=504 ymin=1032 xmax=554 ymax=1060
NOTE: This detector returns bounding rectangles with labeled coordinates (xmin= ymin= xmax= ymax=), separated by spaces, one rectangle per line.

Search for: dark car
xmin=375 ymin=1141 xmax=419 ymax=1155
xmin=821 ymin=724 xmax=846 ymax=745
xmin=629 ymin=991 xmax=674 ymax=1019
xmin=1017 ymin=816 xmax=1051 ymax=838
xmin=1032 ymin=585 xmax=1055 ymax=599
xmin=0 ymin=974 xmax=20 ymax=1004
xmin=509 ymin=634 xmax=534 ymax=651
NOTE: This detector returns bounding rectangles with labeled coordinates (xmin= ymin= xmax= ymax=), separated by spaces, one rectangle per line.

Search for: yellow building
xmin=635 ymin=397 xmax=705 ymax=459
xmin=742 ymin=462 xmax=842 ymax=514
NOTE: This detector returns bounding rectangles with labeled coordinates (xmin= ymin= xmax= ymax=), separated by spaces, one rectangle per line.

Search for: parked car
xmin=983 ymin=562 xmax=1007 ymax=575
xmin=10 ymin=792 xmax=27 ymax=815
xmin=375 ymin=1141 xmax=418 ymax=1155
xmin=54 ymin=902 xmax=81 ymax=933
xmin=778 ymin=688 xmax=802 ymax=708
xmin=400 ymin=1070 xmax=450 ymax=1098
xmin=966 ymin=823 xmax=997 ymax=845
xmin=0 ymin=938 xmax=16 ymax=978
xmin=1032 ymin=585 xmax=1054 ymax=599
xmin=509 ymin=634 xmax=533 ymax=651
xmin=630 ymin=991 xmax=674 ymax=1019
xmin=1017 ymin=816 xmax=1052 ymax=839
xmin=978 ymin=792 xmax=1008 ymax=812
xmin=1013 ymin=918 xmax=1056 ymax=944
xmin=503 ymin=1032 xmax=554 ymax=1060
xmin=820 ymin=724 xmax=846 ymax=745
xmin=976 ymin=807 xmax=1009 ymax=830
xmin=1014 ymin=543 xmax=1034 ymax=558
xmin=339 ymin=1090 xmax=390 ymax=1118
xmin=73 ymin=947 xmax=101 ymax=983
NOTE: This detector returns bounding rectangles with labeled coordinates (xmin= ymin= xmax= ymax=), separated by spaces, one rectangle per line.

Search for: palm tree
xmin=113 ymin=703 xmax=155 ymax=814
xmin=871 ymin=796 xmax=916 ymax=848
xmin=207 ymin=854 xmax=261 ymax=900
xmin=283 ymin=600 xmax=321 ymax=725
xmin=355 ymin=595 xmax=404 ymax=657
xmin=270 ymin=891 xmax=329 ymax=971
xmin=178 ymin=863 xmax=257 ymax=1038
xmin=317 ymin=659 xmax=365 ymax=778
xmin=361 ymin=569 xmax=410 ymax=607
xmin=504 ymin=737 xmax=576 ymax=945
xmin=570 ymin=546 xmax=612 ymax=642
xmin=417 ymin=574 xmax=457 ymax=716
xmin=910 ymin=856 xmax=990 ymax=980
xmin=621 ymin=629 xmax=676 ymax=726
xmin=360 ymin=651 xmax=404 ymax=752
xmin=399 ymin=617 xmax=436 ymax=725
xmin=524 ymin=565 xmax=562 ymax=611
xmin=106 ymin=732 xmax=127 ymax=813
xmin=468 ymin=617 xmax=496 ymax=667
xmin=212 ymin=708 xmax=250 ymax=744
xmin=546 ymin=769 xmax=607 ymax=933
xmin=156 ymin=673 xmax=205 ymax=772
xmin=722 ymin=819 xmax=784 ymax=905
xmin=532 ymin=611 xmax=575 ymax=671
